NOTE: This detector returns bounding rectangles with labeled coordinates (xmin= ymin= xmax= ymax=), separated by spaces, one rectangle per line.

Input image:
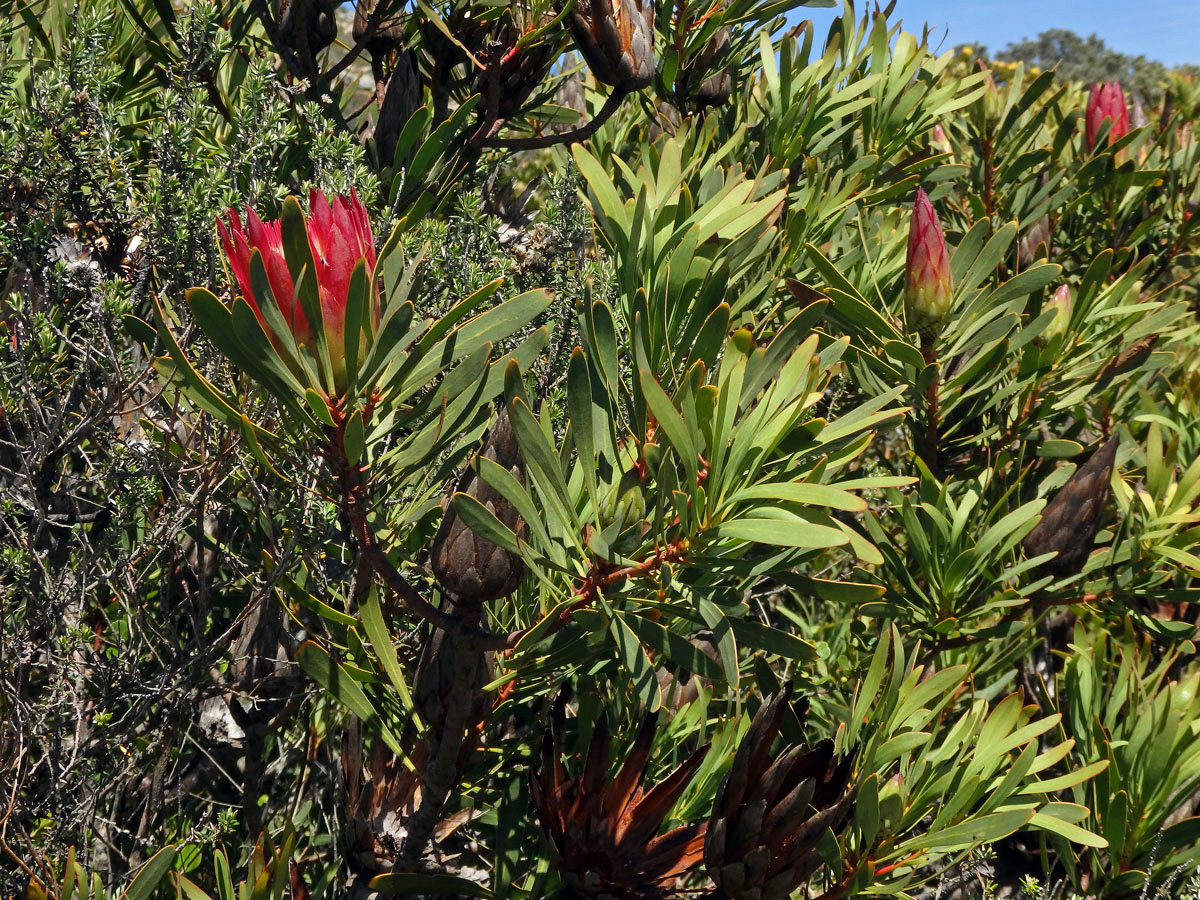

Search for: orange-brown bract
xmin=531 ymin=696 xmax=710 ymax=899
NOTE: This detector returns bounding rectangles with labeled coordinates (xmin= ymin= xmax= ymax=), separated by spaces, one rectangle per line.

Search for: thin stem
xmin=920 ymin=339 xmax=941 ymax=478
xmin=483 ymin=89 xmax=627 ymax=151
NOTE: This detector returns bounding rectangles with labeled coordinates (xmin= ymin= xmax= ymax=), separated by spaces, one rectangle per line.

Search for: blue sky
xmin=801 ymin=0 xmax=1200 ymax=68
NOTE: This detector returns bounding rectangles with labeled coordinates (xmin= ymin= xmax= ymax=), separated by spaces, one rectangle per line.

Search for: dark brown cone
xmin=566 ymin=0 xmax=656 ymax=92
xmin=531 ymin=697 xmax=709 ymax=900
xmin=675 ymin=22 xmax=732 ymax=111
xmin=431 ymin=409 xmax=527 ymax=605
xmin=552 ymin=63 xmax=587 ymax=133
xmin=705 ymin=688 xmax=855 ymax=900
xmin=276 ymin=0 xmax=337 ymax=77
xmin=419 ymin=4 xmax=558 ymax=118
xmin=1024 ymin=435 xmax=1120 ymax=577
xmin=375 ymin=50 xmax=420 ymax=167
xmin=353 ymin=0 xmax=405 ymax=64
xmin=413 ymin=598 xmax=495 ymax=737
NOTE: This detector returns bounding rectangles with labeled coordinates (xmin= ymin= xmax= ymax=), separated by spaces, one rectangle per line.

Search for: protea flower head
xmin=904 ymin=188 xmax=954 ymax=340
xmin=217 ymin=189 xmax=378 ymax=394
xmin=705 ymin=688 xmax=856 ymax=900
xmin=531 ymin=696 xmax=710 ymax=900
xmin=566 ymin=0 xmax=655 ymax=92
xmin=431 ymin=409 xmax=528 ymax=606
xmin=1024 ymin=435 xmax=1120 ymax=577
xmin=1086 ymin=81 xmax=1130 ymax=151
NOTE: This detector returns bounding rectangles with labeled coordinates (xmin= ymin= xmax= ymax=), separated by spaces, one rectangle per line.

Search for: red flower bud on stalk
xmin=217 ymin=189 xmax=378 ymax=394
xmin=1086 ymin=82 xmax=1130 ymax=151
xmin=904 ymin=188 xmax=953 ymax=342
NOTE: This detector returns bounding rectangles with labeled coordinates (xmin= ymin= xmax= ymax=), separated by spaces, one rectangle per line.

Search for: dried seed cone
xmin=567 ymin=0 xmax=656 ymax=92
xmin=431 ymin=409 xmax=527 ymax=604
xmin=1024 ymin=435 xmax=1120 ymax=577
xmin=419 ymin=4 xmax=558 ymax=118
xmin=531 ymin=698 xmax=710 ymax=900
xmin=705 ymin=689 xmax=856 ymax=900
xmin=675 ymin=22 xmax=732 ymax=111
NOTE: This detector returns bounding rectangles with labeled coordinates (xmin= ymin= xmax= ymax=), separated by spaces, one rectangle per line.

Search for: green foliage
xmin=3 ymin=0 xmax=1200 ymax=899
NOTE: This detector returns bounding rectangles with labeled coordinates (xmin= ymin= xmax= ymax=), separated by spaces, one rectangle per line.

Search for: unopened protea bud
xmin=904 ymin=188 xmax=954 ymax=340
xmin=597 ymin=467 xmax=647 ymax=530
xmin=1045 ymin=284 xmax=1072 ymax=339
xmin=1086 ymin=82 xmax=1130 ymax=151
xmin=1024 ymin=435 xmax=1119 ymax=577
xmin=1018 ymin=215 xmax=1052 ymax=268
xmin=705 ymin=688 xmax=855 ymax=900
xmin=931 ymin=123 xmax=952 ymax=155
xmin=431 ymin=410 xmax=526 ymax=604
xmin=566 ymin=0 xmax=655 ymax=92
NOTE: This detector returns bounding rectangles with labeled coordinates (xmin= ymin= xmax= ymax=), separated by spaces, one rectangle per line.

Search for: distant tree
xmin=997 ymin=29 xmax=1168 ymax=99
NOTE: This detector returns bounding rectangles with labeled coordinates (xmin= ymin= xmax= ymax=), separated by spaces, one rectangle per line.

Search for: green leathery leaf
xmin=624 ymin=613 xmax=725 ymax=681
xmin=924 ymin=808 xmax=1035 ymax=852
xmin=451 ymin=492 xmax=521 ymax=555
xmin=342 ymin=256 xmax=373 ymax=397
xmin=698 ymin=596 xmax=739 ymax=688
xmin=724 ymin=482 xmax=867 ymax=512
xmin=296 ymin=641 xmax=404 ymax=756
xmin=639 ymin=369 xmax=699 ymax=483
xmin=728 ymin=619 xmax=818 ymax=661
xmin=121 ymin=846 xmax=177 ymax=900
xmin=358 ymin=586 xmax=420 ymax=735
xmin=343 ymin=410 xmax=366 ymax=465
xmin=567 ymin=348 xmax=599 ymax=507
xmin=1029 ymin=810 xmax=1108 ymax=848
xmin=609 ymin=609 xmax=661 ymax=710
xmin=279 ymin=197 xmax=332 ymax=386
xmin=711 ymin=516 xmax=849 ymax=549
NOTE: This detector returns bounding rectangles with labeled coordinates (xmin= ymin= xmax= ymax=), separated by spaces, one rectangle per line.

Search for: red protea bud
xmin=431 ymin=410 xmax=527 ymax=605
xmin=217 ymin=190 xmax=378 ymax=393
xmin=531 ymin=697 xmax=709 ymax=900
xmin=566 ymin=0 xmax=655 ymax=92
xmin=1024 ymin=435 xmax=1119 ymax=577
xmin=1086 ymin=81 xmax=1130 ymax=151
xmin=904 ymin=188 xmax=954 ymax=340
xmin=705 ymin=688 xmax=855 ymax=900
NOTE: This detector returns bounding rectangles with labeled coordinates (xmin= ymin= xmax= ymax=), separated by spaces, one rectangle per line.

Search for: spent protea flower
xmin=904 ymin=188 xmax=953 ymax=340
xmin=705 ymin=688 xmax=855 ymax=900
xmin=567 ymin=0 xmax=655 ymax=92
xmin=531 ymin=697 xmax=709 ymax=900
xmin=1024 ymin=435 xmax=1120 ymax=577
xmin=1086 ymin=82 xmax=1130 ymax=151
xmin=217 ymin=189 xmax=378 ymax=392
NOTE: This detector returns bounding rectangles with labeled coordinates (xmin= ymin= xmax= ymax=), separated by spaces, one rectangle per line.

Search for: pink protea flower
xmin=905 ymin=187 xmax=953 ymax=339
xmin=217 ymin=189 xmax=378 ymax=387
xmin=1085 ymin=82 xmax=1129 ymax=151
